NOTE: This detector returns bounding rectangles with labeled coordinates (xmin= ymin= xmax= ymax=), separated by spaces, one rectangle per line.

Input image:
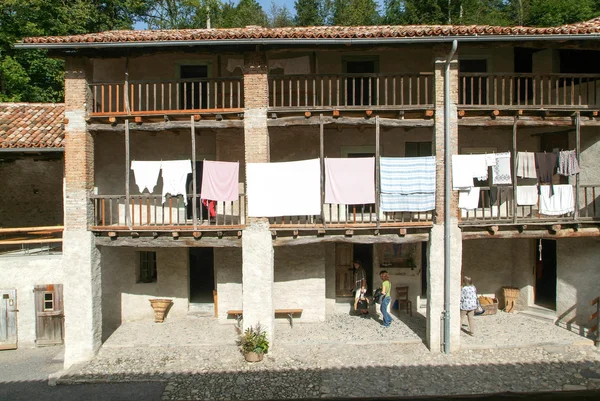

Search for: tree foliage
xmin=332 ymin=0 xmax=380 ymax=26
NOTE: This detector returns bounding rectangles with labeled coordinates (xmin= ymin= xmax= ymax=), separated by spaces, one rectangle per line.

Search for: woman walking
xmin=379 ymin=270 xmax=393 ymax=327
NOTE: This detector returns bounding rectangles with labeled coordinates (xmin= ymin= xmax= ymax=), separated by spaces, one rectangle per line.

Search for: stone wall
xmin=0 ymin=158 xmax=63 ymax=228
xmin=0 ymin=255 xmax=63 ymax=346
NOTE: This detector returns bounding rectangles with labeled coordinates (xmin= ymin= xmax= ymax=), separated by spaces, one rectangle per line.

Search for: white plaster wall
xmin=101 ymin=247 xmax=189 ymax=336
xmin=556 ymin=238 xmax=600 ymax=333
xmin=215 ymin=247 xmax=243 ymax=320
xmin=324 ymin=243 xmax=336 ymax=314
xmin=274 ymin=244 xmax=326 ymax=322
xmin=0 ymin=255 xmax=63 ymax=346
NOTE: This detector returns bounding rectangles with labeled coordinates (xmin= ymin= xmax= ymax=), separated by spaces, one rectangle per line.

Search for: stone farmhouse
xmin=1 ymin=19 xmax=599 ymax=367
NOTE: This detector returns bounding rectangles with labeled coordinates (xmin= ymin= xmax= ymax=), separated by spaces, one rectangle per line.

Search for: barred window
xmin=139 ymin=251 xmax=157 ymax=283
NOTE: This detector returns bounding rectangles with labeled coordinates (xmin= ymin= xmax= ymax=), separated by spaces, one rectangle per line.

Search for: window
xmin=139 ymin=251 xmax=157 ymax=283
xmin=180 ymin=65 xmax=209 ymax=110
xmin=43 ymin=292 xmax=54 ymax=311
xmin=344 ymin=59 xmax=378 ymax=106
xmin=405 ymin=142 xmax=432 ymax=157
xmin=459 ymin=59 xmax=488 ymax=105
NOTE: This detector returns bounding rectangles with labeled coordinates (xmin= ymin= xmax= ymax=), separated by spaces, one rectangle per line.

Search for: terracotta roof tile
xmin=0 ymin=103 xmax=65 ymax=149
xmin=21 ymin=18 xmax=600 ymax=45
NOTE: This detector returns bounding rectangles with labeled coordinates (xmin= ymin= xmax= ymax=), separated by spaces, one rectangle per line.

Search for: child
xmin=356 ymin=289 xmax=369 ymax=315
xmin=460 ymin=276 xmax=477 ymax=336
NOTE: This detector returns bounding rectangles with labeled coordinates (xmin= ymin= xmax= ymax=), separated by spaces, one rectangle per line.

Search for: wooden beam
xmin=459 ymin=116 xmax=600 ymax=127
xmin=458 ymin=110 xmax=466 ymax=118
xmin=345 ymin=230 xmax=354 ymax=237
xmin=304 ymin=111 xmax=312 ymax=118
xmin=95 ymin=236 xmax=242 ymax=248
xmin=108 ymin=231 xmax=117 ymax=238
xmin=366 ymin=110 xmax=373 ymax=118
xmin=88 ymin=120 xmax=244 ymax=132
xmin=491 ymin=110 xmax=500 ymax=117
xmin=0 ymin=238 xmax=63 ymax=245
xmin=293 ymin=230 xmax=299 ymax=238
xmin=271 ymin=230 xmax=277 ymax=239
xmin=332 ymin=110 xmax=340 ymax=118
xmin=487 ymin=225 xmax=499 ymax=235
xmin=134 ymin=116 xmax=143 ymax=123
xmin=172 ymin=232 xmax=180 ymax=239
xmin=462 ymin=227 xmax=599 ymax=240
xmin=272 ymin=233 xmax=430 ymax=246
xmin=193 ymin=114 xmax=201 ymax=121
xmin=108 ymin=116 xmax=117 ymax=124
xmin=0 ymin=226 xmax=63 ymax=234
xmin=152 ymin=232 xmax=159 ymax=238
xmin=375 ymin=115 xmax=381 ymax=230
xmin=268 ymin=116 xmax=434 ymax=128
xmin=125 ymin=119 xmax=131 ymax=229
xmin=575 ymin=112 xmax=581 ymax=219
xmin=424 ymin=110 xmax=434 ymax=117
xmin=191 ymin=116 xmax=197 ymax=231
xmin=192 ymin=231 xmax=203 ymax=239
xmin=550 ymin=224 xmax=562 ymax=233
xmin=131 ymin=232 xmax=139 ymax=238
xmin=512 ymin=116 xmax=518 ymax=224
xmin=398 ymin=228 xmax=407 ymax=236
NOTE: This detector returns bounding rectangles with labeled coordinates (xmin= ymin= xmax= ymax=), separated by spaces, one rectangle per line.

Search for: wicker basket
xmin=149 ymin=298 xmax=173 ymax=323
xmin=501 ymin=286 xmax=520 ymax=313
xmin=478 ymin=297 xmax=498 ymax=316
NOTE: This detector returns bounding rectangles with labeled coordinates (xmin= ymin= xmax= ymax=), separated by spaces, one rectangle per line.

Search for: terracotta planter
xmin=149 ymin=298 xmax=173 ymax=323
xmin=244 ymin=351 xmax=264 ymax=362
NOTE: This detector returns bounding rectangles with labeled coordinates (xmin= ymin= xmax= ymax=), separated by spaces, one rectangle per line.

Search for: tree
xmin=527 ymin=0 xmax=595 ymax=26
xmin=295 ymin=0 xmax=325 ymax=26
xmin=332 ymin=0 xmax=380 ymax=26
xmin=268 ymin=2 xmax=295 ymax=27
xmin=220 ymin=0 xmax=269 ymax=28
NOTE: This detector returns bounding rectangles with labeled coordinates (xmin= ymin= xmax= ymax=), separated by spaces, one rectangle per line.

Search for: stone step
xmin=188 ymin=303 xmax=214 ymax=317
xmin=519 ymin=305 xmax=557 ymax=323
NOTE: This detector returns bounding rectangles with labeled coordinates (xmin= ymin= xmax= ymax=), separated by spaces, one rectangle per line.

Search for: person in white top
xmin=353 ymin=261 xmax=368 ymax=314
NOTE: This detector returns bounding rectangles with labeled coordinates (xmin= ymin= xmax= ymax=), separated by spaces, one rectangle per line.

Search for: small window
xmin=43 ymin=292 xmax=54 ymax=311
xmin=139 ymin=251 xmax=157 ymax=283
xmin=405 ymin=142 xmax=432 ymax=157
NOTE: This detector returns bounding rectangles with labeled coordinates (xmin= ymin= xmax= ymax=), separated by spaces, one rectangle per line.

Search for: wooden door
xmin=0 ymin=289 xmax=18 ymax=350
xmin=34 ymin=284 xmax=64 ymax=346
xmin=335 ymin=243 xmax=354 ymax=297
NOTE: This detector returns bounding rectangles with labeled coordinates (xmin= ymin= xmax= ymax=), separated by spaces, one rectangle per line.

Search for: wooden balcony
xmin=459 ymin=184 xmax=600 ymax=226
xmin=269 ymin=73 xmax=434 ymax=112
xmin=89 ymin=77 xmax=244 ymax=117
xmin=90 ymin=194 xmax=245 ymax=232
xmin=459 ymin=73 xmax=600 ymax=110
xmin=0 ymin=226 xmax=63 ymax=255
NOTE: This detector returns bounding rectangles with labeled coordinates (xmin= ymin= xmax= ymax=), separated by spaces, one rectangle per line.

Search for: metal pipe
xmin=443 ymin=39 xmax=458 ymax=354
xmin=14 ymin=34 xmax=600 ymax=50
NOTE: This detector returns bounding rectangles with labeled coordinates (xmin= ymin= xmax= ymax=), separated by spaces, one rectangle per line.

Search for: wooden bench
xmin=226 ymin=309 xmax=243 ymax=326
xmin=275 ymin=309 xmax=303 ymax=328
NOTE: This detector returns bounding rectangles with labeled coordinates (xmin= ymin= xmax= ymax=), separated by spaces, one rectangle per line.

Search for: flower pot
xmin=149 ymin=298 xmax=173 ymax=323
xmin=244 ymin=351 xmax=264 ymax=362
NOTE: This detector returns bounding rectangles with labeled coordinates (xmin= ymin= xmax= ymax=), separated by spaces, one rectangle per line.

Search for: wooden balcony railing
xmin=89 ymin=77 xmax=244 ymax=116
xmin=460 ymin=184 xmax=600 ymax=225
xmin=269 ymin=73 xmax=434 ymax=110
xmin=90 ymin=194 xmax=245 ymax=230
xmin=269 ymin=204 xmax=433 ymax=229
xmin=459 ymin=73 xmax=600 ymax=109
xmin=0 ymin=226 xmax=63 ymax=255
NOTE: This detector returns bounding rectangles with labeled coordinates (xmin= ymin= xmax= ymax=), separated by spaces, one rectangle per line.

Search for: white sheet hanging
xmin=458 ymin=187 xmax=481 ymax=210
xmin=516 ymin=185 xmax=538 ymax=206
xmin=160 ymin=160 xmax=192 ymax=205
xmin=268 ymin=56 xmax=310 ymax=75
xmin=130 ymin=161 xmax=162 ymax=193
xmin=539 ymin=185 xmax=574 ymax=216
xmin=452 ymin=155 xmax=475 ymax=190
xmin=247 ymin=159 xmax=321 ymax=217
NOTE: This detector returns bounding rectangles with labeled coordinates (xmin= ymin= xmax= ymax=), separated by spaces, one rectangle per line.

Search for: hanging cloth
xmin=201 ymin=161 xmax=239 ymax=202
xmin=516 ymin=185 xmax=538 ymax=206
xmin=130 ymin=161 xmax=162 ymax=193
xmin=247 ymin=159 xmax=321 ymax=217
xmin=492 ymin=152 xmax=512 ymax=185
xmin=458 ymin=187 xmax=481 ymax=210
xmin=325 ymin=157 xmax=375 ymax=205
xmin=516 ymin=152 xmax=537 ymax=178
xmin=535 ymin=152 xmax=558 ymax=196
xmin=161 ymin=160 xmax=192 ymax=205
xmin=452 ymin=155 xmax=475 ymax=190
xmin=539 ymin=185 xmax=574 ymax=215
xmin=379 ymin=156 xmax=436 ymax=212
xmin=557 ymin=150 xmax=580 ymax=176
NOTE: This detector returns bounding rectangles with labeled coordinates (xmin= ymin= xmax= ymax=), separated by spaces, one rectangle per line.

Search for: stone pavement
xmin=54 ymin=311 xmax=600 ymax=400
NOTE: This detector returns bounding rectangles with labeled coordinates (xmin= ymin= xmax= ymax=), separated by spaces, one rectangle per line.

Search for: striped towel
xmin=380 ymin=156 xmax=436 ymax=212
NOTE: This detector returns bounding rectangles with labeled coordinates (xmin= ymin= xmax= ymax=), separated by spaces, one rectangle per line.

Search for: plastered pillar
xmin=62 ymin=57 xmax=102 ymax=367
xmin=427 ymin=47 xmax=462 ymax=352
xmin=242 ymin=51 xmax=275 ymax=342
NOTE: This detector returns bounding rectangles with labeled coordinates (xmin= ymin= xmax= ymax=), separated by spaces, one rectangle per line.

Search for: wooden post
xmin=512 ymin=116 xmax=518 ymax=224
xmin=320 ymin=114 xmax=326 ymax=229
xmin=124 ymin=58 xmax=130 ymax=114
xmin=575 ymin=111 xmax=581 ymax=220
xmin=191 ymin=116 xmax=198 ymax=230
xmin=375 ymin=115 xmax=381 ymax=229
xmin=125 ymin=119 xmax=131 ymax=229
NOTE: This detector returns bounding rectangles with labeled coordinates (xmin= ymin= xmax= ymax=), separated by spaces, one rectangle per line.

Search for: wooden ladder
xmin=590 ymin=296 xmax=599 ymax=349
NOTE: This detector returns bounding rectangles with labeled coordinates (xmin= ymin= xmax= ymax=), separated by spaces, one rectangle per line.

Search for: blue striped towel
xmin=381 ymin=193 xmax=436 ymax=212
xmin=380 ymin=156 xmax=436 ymax=212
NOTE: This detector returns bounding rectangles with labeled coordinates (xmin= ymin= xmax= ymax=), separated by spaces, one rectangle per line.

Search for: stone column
xmin=62 ymin=57 xmax=102 ymax=367
xmin=242 ymin=51 xmax=275 ymax=341
xmin=427 ymin=47 xmax=462 ymax=353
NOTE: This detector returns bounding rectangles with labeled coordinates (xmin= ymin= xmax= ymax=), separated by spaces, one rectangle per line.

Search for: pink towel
xmin=325 ymin=157 xmax=375 ymax=205
xmin=201 ymin=161 xmax=239 ymax=202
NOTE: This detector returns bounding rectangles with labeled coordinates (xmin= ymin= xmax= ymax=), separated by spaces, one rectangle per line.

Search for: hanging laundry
xmin=452 ymin=155 xmax=474 ymax=190
xmin=557 ymin=150 xmax=580 ymax=176
xmin=161 ymin=160 xmax=192 ymax=205
xmin=202 ymin=199 xmax=217 ymax=218
xmin=485 ymin=153 xmax=497 ymax=167
xmin=458 ymin=187 xmax=481 ymax=210
xmin=492 ymin=152 xmax=512 ymax=185
xmin=539 ymin=185 xmax=574 ymax=215
xmin=186 ymin=162 xmax=209 ymax=220
xmin=226 ymin=58 xmax=244 ymax=73
xmin=379 ymin=156 xmax=436 ymax=212
xmin=130 ymin=160 xmax=162 ymax=193
xmin=247 ymin=159 xmax=321 ymax=217
xmin=325 ymin=157 xmax=375 ymax=205
xmin=471 ymin=154 xmax=488 ymax=181
xmin=201 ymin=161 xmax=239 ymax=202
xmin=535 ymin=152 xmax=558 ymax=196
xmin=516 ymin=152 xmax=537 ymax=178
xmin=516 ymin=185 xmax=538 ymax=206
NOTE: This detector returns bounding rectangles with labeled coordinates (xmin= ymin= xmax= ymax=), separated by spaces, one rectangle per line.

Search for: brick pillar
xmin=427 ymin=47 xmax=462 ymax=353
xmin=62 ymin=57 xmax=102 ymax=367
xmin=241 ymin=51 xmax=275 ymax=342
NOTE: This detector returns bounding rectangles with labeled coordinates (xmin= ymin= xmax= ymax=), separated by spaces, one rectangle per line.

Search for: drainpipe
xmin=443 ymin=39 xmax=458 ymax=354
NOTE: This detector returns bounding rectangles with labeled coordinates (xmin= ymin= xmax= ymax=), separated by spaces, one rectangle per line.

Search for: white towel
xmin=131 ymin=161 xmax=162 ymax=193
xmin=247 ymin=159 xmax=321 ymax=217
xmin=161 ymin=160 xmax=192 ymax=205
xmin=226 ymin=58 xmax=244 ymax=72
xmin=458 ymin=188 xmax=481 ymax=210
xmin=485 ymin=153 xmax=497 ymax=166
xmin=539 ymin=185 xmax=574 ymax=216
xmin=516 ymin=185 xmax=538 ymax=206
xmin=452 ymin=155 xmax=474 ymax=190
xmin=517 ymin=152 xmax=537 ymax=178
xmin=492 ymin=152 xmax=512 ymax=185
xmin=471 ymin=154 xmax=489 ymax=181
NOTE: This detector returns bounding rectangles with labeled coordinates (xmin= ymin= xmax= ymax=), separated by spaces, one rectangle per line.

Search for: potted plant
xmin=238 ymin=324 xmax=269 ymax=362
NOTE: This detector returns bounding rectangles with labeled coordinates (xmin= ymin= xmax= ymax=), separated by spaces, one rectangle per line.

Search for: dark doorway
xmin=459 ymin=59 xmax=487 ymax=105
xmin=189 ymin=248 xmax=215 ymax=304
xmin=353 ymin=244 xmax=373 ymax=295
xmin=535 ymin=239 xmax=557 ymax=310
xmin=514 ymin=48 xmax=534 ymax=104
xmin=180 ymin=65 xmax=208 ymax=110
xmin=346 ymin=60 xmax=376 ymax=106
xmin=420 ymin=242 xmax=428 ymax=297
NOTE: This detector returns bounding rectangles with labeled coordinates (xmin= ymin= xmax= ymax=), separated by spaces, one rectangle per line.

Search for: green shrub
xmin=239 ymin=323 xmax=269 ymax=355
